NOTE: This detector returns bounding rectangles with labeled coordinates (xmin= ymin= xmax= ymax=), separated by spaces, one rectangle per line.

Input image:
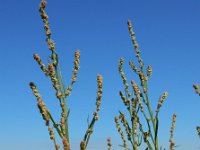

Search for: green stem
xmin=131 ymin=119 xmax=135 ymax=150
xmin=146 ymin=140 xmax=153 ymax=150
xmin=47 ymin=111 xmax=63 ymax=138
xmin=140 ymin=108 xmax=155 ymax=146
xmin=51 ymin=52 xmax=69 ymax=141
xmin=145 ymin=92 xmax=158 ymax=150
xmin=138 ymin=92 xmax=155 ymax=146
xmin=83 ymin=117 xmax=96 ymax=148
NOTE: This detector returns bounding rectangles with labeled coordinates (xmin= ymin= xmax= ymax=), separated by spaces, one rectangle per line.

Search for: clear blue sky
xmin=0 ymin=0 xmax=200 ymax=149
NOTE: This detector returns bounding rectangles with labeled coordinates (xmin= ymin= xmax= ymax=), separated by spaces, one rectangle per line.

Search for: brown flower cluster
xmin=33 ymin=54 xmax=49 ymax=76
xmin=193 ymin=84 xmax=200 ymax=95
xmin=169 ymin=114 xmax=177 ymax=150
xmin=29 ymin=82 xmax=50 ymax=126
xmin=107 ymin=137 xmax=112 ymax=150
xmin=115 ymin=116 xmax=128 ymax=148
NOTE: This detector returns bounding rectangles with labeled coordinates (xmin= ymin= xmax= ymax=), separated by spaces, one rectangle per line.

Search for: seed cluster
xmin=72 ymin=50 xmax=80 ymax=83
xmin=119 ymin=58 xmax=129 ymax=92
xmin=81 ymin=75 xmax=103 ymax=149
xmin=48 ymin=126 xmax=55 ymax=140
xmin=30 ymin=0 xmax=103 ymax=150
xmin=119 ymin=112 xmax=132 ymax=142
xmin=115 ymin=19 xmax=174 ymax=150
xmin=147 ymin=65 xmax=152 ymax=77
xmin=129 ymin=61 xmax=139 ymax=74
xmin=193 ymin=84 xmax=200 ymax=95
xmin=29 ymin=82 xmax=50 ymax=126
xmin=62 ymin=137 xmax=70 ymax=150
xmin=80 ymin=141 xmax=86 ymax=150
xmin=169 ymin=114 xmax=177 ymax=150
xmin=33 ymin=54 xmax=49 ymax=76
xmin=115 ymin=116 xmax=128 ymax=148
xmin=127 ymin=20 xmax=143 ymax=70
xmin=96 ymin=75 xmax=103 ymax=112
xmin=65 ymin=50 xmax=81 ymax=97
xmin=156 ymin=92 xmax=168 ymax=116
xmin=107 ymin=137 xmax=112 ymax=150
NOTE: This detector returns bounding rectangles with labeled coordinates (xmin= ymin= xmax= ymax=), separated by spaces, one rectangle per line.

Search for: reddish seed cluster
xmin=62 ymin=137 xmax=70 ymax=150
xmin=80 ymin=141 xmax=86 ymax=150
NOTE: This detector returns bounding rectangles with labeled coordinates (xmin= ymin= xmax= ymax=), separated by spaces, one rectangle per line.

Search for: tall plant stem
xmin=145 ymin=92 xmax=158 ymax=150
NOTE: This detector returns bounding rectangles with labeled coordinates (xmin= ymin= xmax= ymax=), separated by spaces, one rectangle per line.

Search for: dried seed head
xmin=139 ymin=63 xmax=143 ymax=69
xmin=139 ymin=72 xmax=145 ymax=86
xmin=96 ymin=100 xmax=101 ymax=111
xmin=107 ymin=137 xmax=112 ymax=150
xmin=95 ymin=74 xmax=103 ymax=112
xmin=147 ymin=65 xmax=152 ymax=77
xmin=162 ymin=91 xmax=168 ymax=99
xmin=48 ymin=63 xmax=54 ymax=74
xmin=46 ymin=29 xmax=51 ymax=36
xmin=53 ymin=84 xmax=60 ymax=90
xmin=93 ymin=111 xmax=99 ymax=120
xmin=118 ymin=112 xmax=132 ymax=144
xmin=40 ymin=0 xmax=47 ymax=9
xmin=158 ymin=91 xmax=168 ymax=103
xmin=41 ymin=13 xmax=48 ymax=20
xmin=127 ymin=20 xmax=132 ymax=27
xmin=131 ymin=80 xmax=140 ymax=96
xmin=156 ymin=91 xmax=168 ymax=116
xmin=48 ymin=126 xmax=55 ymax=140
xmin=39 ymin=0 xmax=48 ymax=20
xmin=114 ymin=116 xmax=127 ymax=147
xmin=48 ymin=40 xmax=55 ymax=51
xmin=29 ymin=82 xmax=35 ymax=89
xmin=118 ymin=58 xmax=130 ymax=92
xmin=62 ymin=137 xmax=70 ymax=150
xmin=129 ymin=61 xmax=139 ymax=73
xmin=127 ymin=19 xmax=145 ymax=72
xmin=119 ymin=58 xmax=124 ymax=71
xmin=71 ymin=50 xmax=80 ymax=83
xmin=37 ymin=100 xmax=50 ymax=126
xmin=97 ymin=74 xmax=103 ymax=84
xmin=67 ymin=85 xmax=72 ymax=91
xmin=80 ymin=141 xmax=86 ymax=150
xmin=48 ymin=63 xmax=59 ymax=90
xmin=193 ymin=84 xmax=200 ymax=95
xmin=197 ymin=126 xmax=200 ymax=136
xmin=127 ymin=20 xmax=138 ymax=50
xmin=33 ymin=54 xmax=49 ymax=76
xmin=56 ymin=92 xmax=62 ymax=99
xmin=75 ymin=50 xmax=80 ymax=63
xmin=65 ymin=90 xmax=71 ymax=96
xmin=129 ymin=61 xmax=134 ymax=68
xmin=120 ymin=57 xmax=124 ymax=65
xmin=115 ymin=116 xmax=119 ymax=122
xmin=60 ymin=117 xmax=65 ymax=124
xmin=48 ymin=126 xmax=53 ymax=132
xmin=170 ymin=114 xmax=177 ymax=150
xmin=33 ymin=54 xmax=41 ymax=62
xmin=193 ymin=84 xmax=199 ymax=90
xmin=61 ymin=112 xmax=65 ymax=117
xmin=29 ymin=82 xmax=42 ymax=101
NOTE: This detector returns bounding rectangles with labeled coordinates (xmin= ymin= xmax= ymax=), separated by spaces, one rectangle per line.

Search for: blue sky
xmin=0 ymin=0 xmax=200 ymax=149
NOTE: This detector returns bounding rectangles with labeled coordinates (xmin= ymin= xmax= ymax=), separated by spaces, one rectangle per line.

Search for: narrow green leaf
xmin=155 ymin=116 xmax=159 ymax=147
